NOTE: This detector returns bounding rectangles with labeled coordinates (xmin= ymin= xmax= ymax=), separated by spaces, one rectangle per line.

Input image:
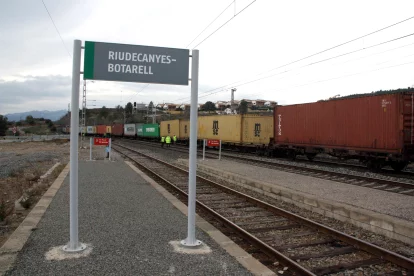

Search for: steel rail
xmin=113 ymin=142 xmax=414 ymax=272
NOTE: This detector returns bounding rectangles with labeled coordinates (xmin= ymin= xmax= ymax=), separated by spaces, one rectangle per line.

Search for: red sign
xmin=207 ymin=139 xmax=220 ymax=147
xmin=94 ymin=138 xmax=110 ymax=146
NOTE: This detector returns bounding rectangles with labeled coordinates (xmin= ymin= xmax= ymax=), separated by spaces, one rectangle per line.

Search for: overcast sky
xmin=1 ymin=0 xmax=414 ymax=115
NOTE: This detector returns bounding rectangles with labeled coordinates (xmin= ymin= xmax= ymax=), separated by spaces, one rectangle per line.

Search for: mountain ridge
xmin=4 ymin=110 xmax=68 ymax=122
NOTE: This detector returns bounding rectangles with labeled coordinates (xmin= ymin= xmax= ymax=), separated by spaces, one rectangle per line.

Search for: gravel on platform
xmin=196 ymin=159 xmax=414 ymax=222
xmin=5 ymin=161 xmax=252 ymax=276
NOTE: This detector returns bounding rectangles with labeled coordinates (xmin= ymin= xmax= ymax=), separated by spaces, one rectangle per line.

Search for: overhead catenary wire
xmin=41 ymin=0 xmax=71 ymax=58
xmin=132 ymin=1 xmax=256 ymax=102
xmin=185 ymin=31 xmax=414 ymax=101
xmin=197 ymin=60 xmax=414 ymax=101
xmin=191 ymin=15 xmax=414 ymax=99
xmin=186 ymin=1 xmax=235 ymax=48
xmin=192 ymin=0 xmax=257 ymax=49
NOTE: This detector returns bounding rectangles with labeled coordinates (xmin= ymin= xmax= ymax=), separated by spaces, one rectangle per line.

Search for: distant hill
xmin=5 ymin=110 xmax=68 ymax=122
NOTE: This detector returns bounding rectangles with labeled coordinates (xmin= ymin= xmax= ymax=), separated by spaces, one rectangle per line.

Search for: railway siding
xmin=177 ymin=159 xmax=414 ymax=246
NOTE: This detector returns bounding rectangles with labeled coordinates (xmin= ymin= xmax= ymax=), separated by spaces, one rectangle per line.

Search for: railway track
xmin=112 ymin=142 xmax=414 ymax=275
xmin=117 ymin=139 xmax=414 ymax=196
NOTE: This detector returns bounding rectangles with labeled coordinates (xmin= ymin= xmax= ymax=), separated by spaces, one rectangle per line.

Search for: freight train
xmin=69 ymin=90 xmax=413 ymax=171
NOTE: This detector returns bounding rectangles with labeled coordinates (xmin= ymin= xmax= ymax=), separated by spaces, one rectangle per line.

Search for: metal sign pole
xmin=181 ymin=50 xmax=202 ymax=247
xmin=89 ymin=138 xmax=92 ymax=161
xmin=63 ymin=39 xmax=86 ymax=252
xmin=109 ymin=138 xmax=112 ymax=161
xmin=219 ymin=140 xmax=222 ymax=160
xmin=203 ymin=139 xmax=206 ymax=160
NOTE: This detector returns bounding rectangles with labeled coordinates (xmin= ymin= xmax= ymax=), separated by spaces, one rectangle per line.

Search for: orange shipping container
xmin=96 ymin=125 xmax=107 ymax=135
xmin=274 ymin=92 xmax=414 ymax=157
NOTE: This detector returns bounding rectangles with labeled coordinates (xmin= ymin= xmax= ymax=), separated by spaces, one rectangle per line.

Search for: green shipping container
xmin=142 ymin=124 xmax=160 ymax=138
xmin=136 ymin=123 xmax=144 ymax=137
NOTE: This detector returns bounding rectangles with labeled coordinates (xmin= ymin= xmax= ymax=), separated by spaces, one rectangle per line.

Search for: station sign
xmin=207 ymin=139 xmax=220 ymax=147
xmin=94 ymin=138 xmax=110 ymax=146
xmin=83 ymin=41 xmax=189 ymax=85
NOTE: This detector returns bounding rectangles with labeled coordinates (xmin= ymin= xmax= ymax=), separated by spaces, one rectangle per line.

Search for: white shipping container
xmin=124 ymin=124 xmax=136 ymax=137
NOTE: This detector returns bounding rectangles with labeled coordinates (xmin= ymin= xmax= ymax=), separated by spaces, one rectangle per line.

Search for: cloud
xmin=0 ymin=75 xmax=71 ymax=114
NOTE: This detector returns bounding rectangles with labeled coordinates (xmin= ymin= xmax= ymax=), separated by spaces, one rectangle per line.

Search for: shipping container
xmin=86 ymin=126 xmax=95 ymax=134
xmin=242 ymin=115 xmax=274 ymax=145
xmin=179 ymin=119 xmax=190 ymax=140
xmin=142 ymin=124 xmax=160 ymax=138
xmin=96 ymin=125 xmax=107 ymax=135
xmin=79 ymin=126 xmax=86 ymax=134
xmin=112 ymin=124 xmax=124 ymax=136
xmin=124 ymin=124 xmax=136 ymax=137
xmin=160 ymin=120 xmax=180 ymax=138
xmin=136 ymin=123 xmax=144 ymax=137
xmin=197 ymin=115 xmax=273 ymax=146
xmin=273 ymin=92 xmax=414 ymax=168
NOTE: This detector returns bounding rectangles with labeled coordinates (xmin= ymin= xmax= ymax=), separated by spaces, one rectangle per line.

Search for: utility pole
xmin=231 ymin=88 xmax=236 ymax=113
xmin=153 ymin=104 xmax=157 ymax=124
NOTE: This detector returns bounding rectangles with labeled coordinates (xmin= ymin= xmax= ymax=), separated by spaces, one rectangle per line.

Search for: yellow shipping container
xmin=106 ymin=126 xmax=112 ymax=134
xmin=197 ymin=115 xmax=273 ymax=145
xmin=241 ymin=115 xmax=273 ymax=145
xmin=198 ymin=115 xmax=242 ymax=143
xmin=179 ymin=120 xmax=190 ymax=140
xmin=160 ymin=120 xmax=180 ymax=138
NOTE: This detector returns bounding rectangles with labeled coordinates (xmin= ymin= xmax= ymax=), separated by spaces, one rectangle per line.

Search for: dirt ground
xmin=0 ymin=138 xmax=110 ymax=247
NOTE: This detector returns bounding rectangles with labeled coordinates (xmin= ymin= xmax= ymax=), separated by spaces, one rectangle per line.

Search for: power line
xmin=190 ymin=33 xmax=414 ymax=100
xmin=134 ymin=1 xmax=256 ymax=102
xmin=191 ymin=32 xmax=414 ymax=99
xmin=186 ymin=1 xmax=234 ymax=48
xmin=126 ymin=84 xmax=150 ymax=103
xmin=198 ymin=60 xmax=414 ymax=101
xmin=41 ymin=0 xmax=71 ymax=58
xmin=192 ymin=0 xmax=257 ymax=49
xmin=195 ymin=15 xmax=414 ymax=98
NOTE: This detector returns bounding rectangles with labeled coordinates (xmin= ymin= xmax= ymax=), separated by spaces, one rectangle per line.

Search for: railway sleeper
xmin=287 ymin=245 xmax=356 ymax=261
xmin=311 ymin=257 xmax=386 ymax=275
xmin=236 ymin=218 xmax=288 ymax=227
xmin=273 ymin=238 xmax=336 ymax=250
xmin=246 ymin=223 xmax=300 ymax=233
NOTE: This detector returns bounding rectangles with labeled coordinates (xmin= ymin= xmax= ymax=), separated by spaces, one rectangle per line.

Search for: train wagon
xmin=106 ymin=126 xmax=112 ymax=135
xmin=112 ymin=124 xmax=124 ymax=137
xmin=136 ymin=123 xmax=144 ymax=137
xmin=179 ymin=119 xmax=190 ymax=143
xmin=86 ymin=126 xmax=96 ymax=135
xmin=142 ymin=124 xmax=160 ymax=140
xmin=197 ymin=115 xmax=273 ymax=151
xmin=79 ymin=126 xmax=86 ymax=135
xmin=160 ymin=120 xmax=180 ymax=138
xmin=272 ymin=91 xmax=414 ymax=171
xmin=124 ymin=124 xmax=136 ymax=137
xmin=96 ymin=125 xmax=107 ymax=136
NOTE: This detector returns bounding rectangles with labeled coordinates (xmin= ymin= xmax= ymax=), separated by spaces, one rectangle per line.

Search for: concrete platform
xmin=179 ymin=158 xmax=414 ymax=246
xmin=1 ymin=160 xmax=274 ymax=276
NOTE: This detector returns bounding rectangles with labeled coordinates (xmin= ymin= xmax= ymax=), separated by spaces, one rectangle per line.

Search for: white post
xmin=203 ymin=139 xmax=206 ymax=160
xmin=181 ymin=50 xmax=202 ymax=247
xmin=219 ymin=140 xmax=222 ymax=160
xmin=108 ymin=138 xmax=112 ymax=161
xmin=89 ymin=138 xmax=92 ymax=161
xmin=63 ymin=39 xmax=86 ymax=252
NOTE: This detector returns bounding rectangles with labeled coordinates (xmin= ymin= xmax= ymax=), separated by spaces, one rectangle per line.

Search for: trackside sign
xmin=83 ymin=41 xmax=189 ymax=85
